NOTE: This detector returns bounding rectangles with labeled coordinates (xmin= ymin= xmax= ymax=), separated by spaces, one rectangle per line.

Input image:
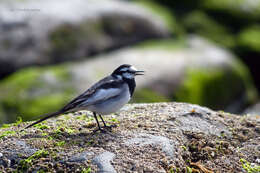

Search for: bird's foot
xmin=104 ymin=124 xmax=117 ymax=129
xmin=93 ymin=124 xmax=117 ymax=133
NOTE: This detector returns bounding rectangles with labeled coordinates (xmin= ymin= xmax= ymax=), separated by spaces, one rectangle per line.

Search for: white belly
xmin=86 ymin=85 xmax=131 ymax=115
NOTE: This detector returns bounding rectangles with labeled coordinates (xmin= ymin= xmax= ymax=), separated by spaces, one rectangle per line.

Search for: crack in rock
xmin=125 ymin=133 xmax=175 ymax=158
xmin=93 ymin=151 xmax=116 ymax=173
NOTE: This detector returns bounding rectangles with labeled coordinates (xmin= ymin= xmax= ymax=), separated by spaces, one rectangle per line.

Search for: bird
xmin=24 ymin=64 xmax=144 ymax=131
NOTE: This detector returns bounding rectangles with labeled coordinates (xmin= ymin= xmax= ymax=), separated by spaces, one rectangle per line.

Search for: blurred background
xmin=0 ymin=0 xmax=260 ymax=125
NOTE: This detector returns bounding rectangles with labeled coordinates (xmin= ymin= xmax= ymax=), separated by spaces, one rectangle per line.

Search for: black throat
xmin=124 ymin=78 xmax=136 ymax=97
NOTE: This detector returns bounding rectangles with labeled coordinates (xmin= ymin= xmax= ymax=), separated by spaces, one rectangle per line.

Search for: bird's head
xmin=112 ymin=64 xmax=144 ymax=80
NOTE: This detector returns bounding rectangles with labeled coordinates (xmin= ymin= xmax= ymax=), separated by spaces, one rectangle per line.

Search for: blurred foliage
xmin=0 ymin=66 xmax=75 ymax=123
xmin=182 ymin=11 xmax=235 ymax=48
xmin=238 ymin=25 xmax=260 ymax=53
xmin=174 ymin=63 xmax=255 ymax=110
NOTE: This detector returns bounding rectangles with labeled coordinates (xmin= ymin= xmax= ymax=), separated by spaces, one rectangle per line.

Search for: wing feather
xmin=61 ymin=76 xmax=123 ymax=112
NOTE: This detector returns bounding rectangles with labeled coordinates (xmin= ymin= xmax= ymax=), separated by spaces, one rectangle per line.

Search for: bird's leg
xmin=93 ymin=112 xmax=102 ymax=131
xmin=99 ymin=114 xmax=117 ymax=129
xmin=99 ymin=114 xmax=107 ymax=127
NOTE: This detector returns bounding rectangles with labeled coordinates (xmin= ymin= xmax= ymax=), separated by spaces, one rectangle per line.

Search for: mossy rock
xmin=174 ymin=59 xmax=257 ymax=111
xmin=0 ymin=66 xmax=76 ymax=123
xmin=182 ymin=11 xmax=236 ymax=48
xmin=238 ymin=25 xmax=260 ymax=53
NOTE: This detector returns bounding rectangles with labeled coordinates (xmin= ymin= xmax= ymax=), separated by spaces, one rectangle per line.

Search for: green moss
xmin=1 ymin=116 xmax=22 ymax=129
xmin=0 ymin=65 xmax=75 ymax=123
xmin=238 ymin=25 xmax=260 ymax=52
xmin=33 ymin=123 xmax=50 ymax=130
xmin=174 ymin=63 xmax=256 ymax=110
xmin=182 ymin=11 xmax=235 ymax=48
xmin=18 ymin=149 xmax=49 ymax=171
xmin=240 ymin=158 xmax=260 ymax=173
xmin=132 ymin=88 xmax=170 ymax=103
xmin=81 ymin=167 xmax=92 ymax=173
xmin=0 ymin=130 xmax=16 ymax=139
xmin=54 ymin=141 xmax=66 ymax=147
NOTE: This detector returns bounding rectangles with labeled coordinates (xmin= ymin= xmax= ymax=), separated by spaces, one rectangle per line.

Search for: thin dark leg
xmin=93 ymin=112 xmax=102 ymax=130
xmin=99 ymin=114 xmax=107 ymax=127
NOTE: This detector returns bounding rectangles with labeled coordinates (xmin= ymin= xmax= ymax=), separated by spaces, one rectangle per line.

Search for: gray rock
xmin=125 ymin=133 xmax=175 ymax=158
xmin=0 ymin=139 xmax=37 ymax=167
xmin=0 ymin=102 xmax=260 ymax=172
xmin=93 ymin=151 xmax=116 ymax=173
xmin=0 ymin=0 xmax=169 ymax=78
xmin=171 ymin=104 xmax=231 ymax=137
xmin=243 ymin=102 xmax=260 ymax=115
xmin=67 ymin=152 xmax=94 ymax=163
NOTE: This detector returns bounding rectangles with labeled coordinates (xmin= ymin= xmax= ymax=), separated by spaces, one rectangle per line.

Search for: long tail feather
xmin=24 ymin=110 xmax=63 ymax=129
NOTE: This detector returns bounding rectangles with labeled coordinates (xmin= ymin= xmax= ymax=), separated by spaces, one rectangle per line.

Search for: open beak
xmin=135 ymin=70 xmax=145 ymax=76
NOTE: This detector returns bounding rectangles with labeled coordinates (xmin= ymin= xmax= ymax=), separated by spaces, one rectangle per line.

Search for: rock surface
xmin=0 ymin=0 xmax=169 ymax=78
xmin=0 ymin=102 xmax=259 ymax=172
xmin=0 ymin=35 xmax=257 ymax=124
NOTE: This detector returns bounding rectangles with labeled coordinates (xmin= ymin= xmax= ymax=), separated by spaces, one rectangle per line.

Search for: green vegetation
xmin=18 ymin=149 xmax=49 ymax=171
xmin=174 ymin=61 xmax=257 ymax=110
xmin=0 ymin=130 xmax=16 ymax=139
xmin=54 ymin=141 xmax=66 ymax=147
xmin=240 ymin=158 xmax=260 ymax=173
xmin=1 ymin=116 xmax=22 ymax=129
xmin=238 ymin=25 xmax=260 ymax=52
xmin=0 ymin=66 xmax=75 ymax=123
xmin=33 ymin=122 xmax=50 ymax=130
xmin=81 ymin=167 xmax=92 ymax=173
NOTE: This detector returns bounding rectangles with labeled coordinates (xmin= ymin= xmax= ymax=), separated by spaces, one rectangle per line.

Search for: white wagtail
xmin=25 ymin=64 xmax=144 ymax=131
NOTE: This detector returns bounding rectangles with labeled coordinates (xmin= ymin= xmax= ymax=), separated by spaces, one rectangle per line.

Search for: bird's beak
xmin=135 ymin=70 xmax=145 ymax=76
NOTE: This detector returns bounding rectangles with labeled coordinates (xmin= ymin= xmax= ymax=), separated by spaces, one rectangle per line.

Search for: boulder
xmin=0 ymin=102 xmax=259 ymax=172
xmin=0 ymin=0 xmax=170 ymax=78
xmin=0 ymin=35 xmax=257 ymax=123
xmin=243 ymin=102 xmax=260 ymax=115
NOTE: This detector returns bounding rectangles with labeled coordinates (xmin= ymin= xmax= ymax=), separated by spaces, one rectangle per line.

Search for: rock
xmin=0 ymin=102 xmax=259 ymax=172
xmin=93 ymin=151 xmax=116 ymax=173
xmin=0 ymin=35 xmax=257 ymax=123
xmin=66 ymin=151 xmax=94 ymax=163
xmin=0 ymin=139 xmax=37 ymax=168
xmin=125 ymin=133 xmax=175 ymax=158
xmin=243 ymin=102 xmax=260 ymax=115
xmin=0 ymin=0 xmax=170 ymax=78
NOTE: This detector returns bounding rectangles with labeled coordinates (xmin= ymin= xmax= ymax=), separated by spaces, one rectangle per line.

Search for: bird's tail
xmin=24 ymin=110 xmax=63 ymax=129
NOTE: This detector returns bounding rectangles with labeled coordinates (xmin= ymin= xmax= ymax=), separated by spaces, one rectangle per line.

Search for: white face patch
xmin=129 ymin=66 xmax=137 ymax=72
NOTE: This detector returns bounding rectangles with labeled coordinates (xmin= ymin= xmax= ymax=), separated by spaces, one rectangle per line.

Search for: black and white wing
xmin=61 ymin=76 xmax=124 ymax=112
